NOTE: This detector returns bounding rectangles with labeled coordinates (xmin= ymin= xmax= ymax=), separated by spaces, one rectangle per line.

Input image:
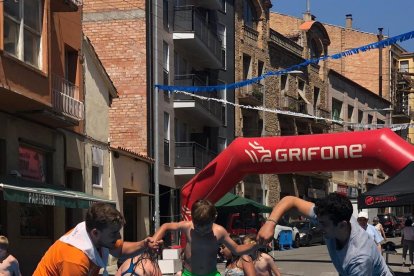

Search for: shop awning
xmin=0 ymin=177 xmax=115 ymax=209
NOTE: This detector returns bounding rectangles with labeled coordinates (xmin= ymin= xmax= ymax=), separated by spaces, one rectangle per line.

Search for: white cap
xmin=358 ymin=211 xmax=368 ymax=219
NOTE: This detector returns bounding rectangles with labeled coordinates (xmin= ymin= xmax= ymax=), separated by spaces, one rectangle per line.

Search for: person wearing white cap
xmin=357 ymin=211 xmax=384 ymax=253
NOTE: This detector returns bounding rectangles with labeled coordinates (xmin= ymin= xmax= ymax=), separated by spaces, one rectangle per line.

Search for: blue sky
xmin=271 ymin=0 xmax=414 ymax=52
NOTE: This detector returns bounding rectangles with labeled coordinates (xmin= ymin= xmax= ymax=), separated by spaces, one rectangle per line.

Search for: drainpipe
xmin=153 ymin=0 xmax=160 ymax=230
xmin=378 ymin=28 xmax=384 ymax=97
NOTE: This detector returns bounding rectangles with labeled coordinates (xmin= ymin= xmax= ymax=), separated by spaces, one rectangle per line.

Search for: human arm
xmin=264 ymin=254 xmax=281 ymax=276
xmin=110 ymin=237 xmax=160 ymax=258
xmin=240 ymin=255 xmax=255 ymax=276
xmin=257 ymin=196 xmax=314 ymax=244
xmin=152 ymin=221 xmax=188 ymax=241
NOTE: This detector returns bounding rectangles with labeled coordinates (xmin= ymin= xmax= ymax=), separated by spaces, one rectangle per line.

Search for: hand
xmin=257 ymin=221 xmax=276 ymax=245
xmin=145 ymin=237 xmax=163 ymax=251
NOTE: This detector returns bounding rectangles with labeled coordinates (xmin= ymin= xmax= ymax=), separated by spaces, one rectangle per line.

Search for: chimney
xmin=345 ymin=14 xmax=352 ymax=29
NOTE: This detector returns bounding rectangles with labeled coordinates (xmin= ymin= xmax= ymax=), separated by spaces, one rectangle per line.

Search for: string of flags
xmin=155 ymin=30 xmax=414 ymax=93
xmin=174 ymin=90 xmax=414 ymax=131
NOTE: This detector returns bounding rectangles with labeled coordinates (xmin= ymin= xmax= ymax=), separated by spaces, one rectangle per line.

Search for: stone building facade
xmin=235 ymin=2 xmax=331 ymax=207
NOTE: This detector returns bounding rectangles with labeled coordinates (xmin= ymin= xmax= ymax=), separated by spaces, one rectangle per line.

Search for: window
xmin=280 ymin=75 xmax=288 ymax=91
xmin=358 ymin=110 xmax=364 ymax=123
xmin=20 ymin=203 xmax=52 ymax=237
xmin=4 ymin=0 xmax=43 ymax=68
xmin=243 ymin=54 xmax=252 ymax=80
xmin=368 ymin=114 xmax=373 ymax=125
xmin=164 ymin=112 xmax=170 ymax=166
xmin=313 ymin=87 xmax=320 ymax=108
xmin=163 ymin=41 xmax=170 ymax=99
xmin=217 ymin=24 xmax=226 ymax=69
xmin=258 ymin=61 xmax=264 ymax=85
xmin=163 ymin=0 xmax=169 ymax=31
xmin=400 ymin=60 xmax=409 ymax=72
xmin=65 ymin=45 xmax=78 ymax=85
xmin=243 ymin=0 xmax=256 ymax=29
xmin=218 ymin=80 xmax=227 ymax=126
xmin=332 ymin=99 xmax=343 ymax=121
xmin=92 ymin=147 xmax=103 ymax=187
xmin=220 ymin=0 xmax=226 ymax=13
xmin=348 ymin=105 xmax=354 ymax=122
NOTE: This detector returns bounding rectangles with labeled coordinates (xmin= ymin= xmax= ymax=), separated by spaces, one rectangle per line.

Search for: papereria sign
xmin=28 ymin=192 xmax=56 ymax=206
xmin=180 ymin=129 xmax=414 ymax=221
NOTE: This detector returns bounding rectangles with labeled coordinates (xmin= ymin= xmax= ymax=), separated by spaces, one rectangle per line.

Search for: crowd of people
xmin=5 ymin=194 xmax=414 ymax=275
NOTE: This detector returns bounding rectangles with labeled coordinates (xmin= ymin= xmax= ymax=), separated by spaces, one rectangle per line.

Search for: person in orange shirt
xmin=33 ymin=202 xmax=161 ymax=276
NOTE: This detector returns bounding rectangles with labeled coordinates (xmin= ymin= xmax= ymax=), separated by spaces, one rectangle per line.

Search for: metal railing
xmin=269 ymin=29 xmax=303 ymax=56
xmin=174 ymin=74 xmax=222 ymax=121
xmin=174 ymin=6 xmax=223 ymax=63
xmin=175 ymin=142 xmax=217 ymax=170
xmin=239 ymin=83 xmax=264 ymax=102
xmin=315 ymin=107 xmax=330 ymax=119
xmin=52 ymin=74 xmax=84 ymax=120
xmin=280 ymin=95 xmax=299 ymax=111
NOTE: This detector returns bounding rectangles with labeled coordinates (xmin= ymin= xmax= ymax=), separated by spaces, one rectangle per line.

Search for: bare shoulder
xmin=212 ymin=223 xmax=227 ymax=236
xmin=6 ymin=254 xmax=18 ymax=263
xmin=260 ymin=252 xmax=273 ymax=262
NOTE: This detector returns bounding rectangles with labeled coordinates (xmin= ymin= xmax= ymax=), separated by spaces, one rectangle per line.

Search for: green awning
xmin=215 ymin=193 xmax=272 ymax=213
xmin=0 ymin=177 xmax=115 ymax=209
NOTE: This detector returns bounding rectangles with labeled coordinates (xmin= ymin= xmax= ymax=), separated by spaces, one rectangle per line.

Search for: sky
xmin=271 ymin=0 xmax=414 ymax=52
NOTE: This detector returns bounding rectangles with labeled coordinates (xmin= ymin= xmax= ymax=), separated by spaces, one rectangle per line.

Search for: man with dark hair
xmin=153 ymin=199 xmax=259 ymax=276
xmin=34 ymin=202 xmax=160 ymax=276
xmin=257 ymin=193 xmax=393 ymax=275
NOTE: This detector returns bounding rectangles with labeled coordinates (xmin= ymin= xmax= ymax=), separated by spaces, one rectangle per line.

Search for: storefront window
xmin=20 ymin=203 xmax=51 ymax=237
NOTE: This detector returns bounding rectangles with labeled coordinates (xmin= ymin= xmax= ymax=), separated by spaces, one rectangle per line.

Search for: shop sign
xmin=19 ymin=146 xmax=46 ymax=182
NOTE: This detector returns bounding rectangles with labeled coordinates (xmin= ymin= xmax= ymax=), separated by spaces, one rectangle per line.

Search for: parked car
xmin=273 ymin=217 xmax=300 ymax=249
xmin=377 ymin=214 xmax=403 ymax=237
xmin=216 ymin=212 xmax=261 ymax=237
xmin=290 ymin=220 xmax=324 ymax=246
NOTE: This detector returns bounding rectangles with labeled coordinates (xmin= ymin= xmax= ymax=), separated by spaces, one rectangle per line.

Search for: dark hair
xmin=405 ymin=219 xmax=413 ymax=227
xmin=314 ymin=193 xmax=353 ymax=225
xmin=85 ymin=202 xmax=125 ymax=231
xmin=191 ymin=199 xmax=217 ymax=226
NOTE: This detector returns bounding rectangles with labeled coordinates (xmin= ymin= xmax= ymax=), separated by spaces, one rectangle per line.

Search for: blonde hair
xmin=0 ymin=236 xmax=9 ymax=248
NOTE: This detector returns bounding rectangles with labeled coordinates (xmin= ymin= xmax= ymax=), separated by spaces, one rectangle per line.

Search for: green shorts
xmin=182 ymin=268 xmax=220 ymax=276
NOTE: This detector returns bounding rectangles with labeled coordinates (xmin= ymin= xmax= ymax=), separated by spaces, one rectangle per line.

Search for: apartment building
xmin=235 ymin=2 xmax=331 ymax=207
xmin=83 ymin=0 xmax=235 ymax=242
xmin=0 ymin=0 xmax=119 ymax=273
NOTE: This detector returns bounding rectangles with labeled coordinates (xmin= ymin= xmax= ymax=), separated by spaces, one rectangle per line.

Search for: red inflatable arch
xmin=180 ymin=128 xmax=414 ymax=220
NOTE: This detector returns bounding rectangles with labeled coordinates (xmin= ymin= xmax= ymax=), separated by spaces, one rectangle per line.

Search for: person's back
xmin=243 ymin=234 xmax=280 ymax=276
xmin=115 ymin=254 xmax=161 ymax=276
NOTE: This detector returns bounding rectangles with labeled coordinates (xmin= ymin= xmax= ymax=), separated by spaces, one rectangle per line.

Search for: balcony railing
xmin=315 ymin=107 xmax=330 ymax=119
xmin=243 ymin=25 xmax=259 ymax=43
xmin=52 ymin=74 xmax=84 ymax=120
xmin=280 ymin=95 xmax=299 ymax=111
xmin=174 ymin=74 xmax=222 ymax=121
xmin=239 ymin=83 xmax=264 ymax=105
xmin=269 ymin=29 xmax=303 ymax=56
xmin=173 ymin=6 xmax=222 ymax=63
xmin=175 ymin=142 xmax=217 ymax=170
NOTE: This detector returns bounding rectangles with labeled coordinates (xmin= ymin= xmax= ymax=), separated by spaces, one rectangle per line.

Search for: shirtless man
xmin=243 ymin=234 xmax=281 ymax=276
xmin=0 ymin=236 xmax=21 ymax=276
xmin=152 ymin=199 xmax=259 ymax=276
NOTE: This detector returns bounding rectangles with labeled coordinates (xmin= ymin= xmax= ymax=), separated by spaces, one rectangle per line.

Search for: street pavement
xmin=104 ymin=237 xmax=414 ymax=275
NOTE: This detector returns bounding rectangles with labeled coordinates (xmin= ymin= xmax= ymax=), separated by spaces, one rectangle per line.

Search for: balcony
xmin=243 ymin=25 xmax=259 ymax=46
xmin=51 ymin=0 xmax=82 ymax=12
xmin=175 ymin=142 xmax=217 ymax=175
xmin=173 ymin=6 xmax=222 ymax=69
xmin=238 ymin=83 xmax=264 ymax=106
xmin=269 ymin=29 xmax=303 ymax=57
xmin=52 ymin=74 xmax=84 ymax=121
xmin=315 ymin=107 xmax=330 ymax=119
xmin=175 ymin=0 xmax=222 ymax=10
xmin=174 ymin=74 xmax=222 ymax=127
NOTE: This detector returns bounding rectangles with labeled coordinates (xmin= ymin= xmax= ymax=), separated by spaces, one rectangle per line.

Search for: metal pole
xmin=153 ymin=0 xmax=160 ymax=230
